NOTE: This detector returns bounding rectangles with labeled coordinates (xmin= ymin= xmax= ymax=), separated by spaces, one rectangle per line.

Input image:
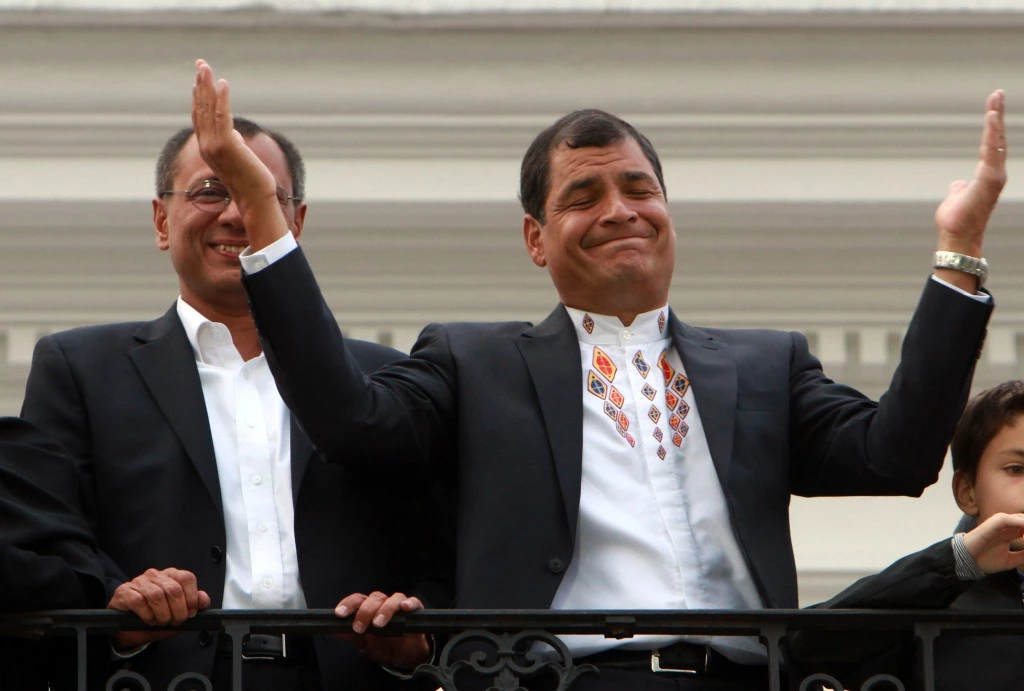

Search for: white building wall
xmin=2 ymin=2 xmax=1023 ymax=604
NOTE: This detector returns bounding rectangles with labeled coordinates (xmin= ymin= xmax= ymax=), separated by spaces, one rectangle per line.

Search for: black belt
xmin=581 ymin=641 xmax=765 ymax=682
xmin=217 ymin=634 xmax=315 ymax=663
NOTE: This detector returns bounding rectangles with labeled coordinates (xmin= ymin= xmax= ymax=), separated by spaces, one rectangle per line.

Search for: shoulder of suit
xmin=422 ymin=320 xmax=534 ymax=338
xmin=687 ymin=324 xmax=796 ymax=345
xmin=40 ymin=320 xmax=148 ymax=346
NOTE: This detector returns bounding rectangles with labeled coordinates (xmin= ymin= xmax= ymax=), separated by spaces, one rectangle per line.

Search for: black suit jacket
xmin=791 ymin=539 xmax=1024 ymax=691
xmin=245 ymin=247 xmax=991 ymax=611
xmin=20 ymin=305 xmax=439 ymax=690
xmin=0 ymin=417 xmax=106 ymax=691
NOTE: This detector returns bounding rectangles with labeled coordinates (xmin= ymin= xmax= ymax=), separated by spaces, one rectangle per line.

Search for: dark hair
xmin=519 ymin=108 xmax=666 ymax=224
xmin=154 ymin=116 xmax=305 ymax=202
xmin=951 ymin=380 xmax=1024 ymax=478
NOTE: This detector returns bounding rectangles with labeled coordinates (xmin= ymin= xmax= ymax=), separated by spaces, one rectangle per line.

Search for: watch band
xmin=933 ymin=251 xmax=988 ymax=287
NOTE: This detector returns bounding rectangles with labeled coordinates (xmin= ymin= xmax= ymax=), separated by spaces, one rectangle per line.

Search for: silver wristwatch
xmin=933 ymin=251 xmax=988 ymax=287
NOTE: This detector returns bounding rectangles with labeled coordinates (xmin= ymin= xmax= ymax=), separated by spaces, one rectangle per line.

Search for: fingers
xmin=975 ymin=89 xmax=1008 ymax=198
xmin=979 ymin=89 xmax=1006 ymax=156
xmin=335 ymin=591 xmax=420 ymax=634
xmin=335 ymin=592 xmax=368 ymax=619
xmin=192 ymin=60 xmax=236 ymax=167
xmin=108 ymin=568 xmax=203 ymax=626
xmin=191 ymin=60 xmax=215 ymax=138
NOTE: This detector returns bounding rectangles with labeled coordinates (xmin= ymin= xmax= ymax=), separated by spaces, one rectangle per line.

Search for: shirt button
xmin=622 ymin=330 xmax=632 ymax=340
xmin=257 ymin=522 xmax=268 ymax=533
xmin=246 ymin=417 xmax=256 ymax=428
xmin=547 ymin=557 xmax=565 ymax=574
xmin=252 ymin=474 xmax=262 ymax=485
xmin=263 ymin=577 xmax=273 ymax=588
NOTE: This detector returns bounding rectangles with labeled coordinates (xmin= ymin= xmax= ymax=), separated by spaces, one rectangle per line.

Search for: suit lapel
xmin=130 ymin=305 xmax=223 ymax=514
xmin=671 ymin=313 xmax=738 ymax=487
xmin=517 ymin=306 xmax=584 ymax=539
xmin=290 ymin=418 xmax=313 ymax=501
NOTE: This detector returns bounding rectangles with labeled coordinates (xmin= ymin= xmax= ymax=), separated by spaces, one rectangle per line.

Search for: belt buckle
xmin=240 ymin=633 xmax=287 ymax=661
xmin=650 ymin=646 xmax=708 ymax=675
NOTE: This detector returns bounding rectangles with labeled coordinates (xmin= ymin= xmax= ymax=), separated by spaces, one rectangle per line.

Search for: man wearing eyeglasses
xmin=19 ymin=118 xmax=444 ymax=691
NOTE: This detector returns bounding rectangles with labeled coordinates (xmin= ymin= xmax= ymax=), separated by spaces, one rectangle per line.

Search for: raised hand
xmin=335 ymin=591 xmax=432 ymax=671
xmin=962 ymin=512 xmax=1024 ymax=574
xmin=934 ymin=89 xmax=1008 ymax=259
xmin=191 ymin=59 xmax=289 ymax=251
xmin=108 ymin=567 xmax=211 ymax=651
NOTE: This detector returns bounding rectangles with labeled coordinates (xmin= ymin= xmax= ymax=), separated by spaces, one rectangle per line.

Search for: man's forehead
xmin=173 ymin=132 xmax=288 ymax=184
xmin=549 ymin=138 xmax=652 ymax=182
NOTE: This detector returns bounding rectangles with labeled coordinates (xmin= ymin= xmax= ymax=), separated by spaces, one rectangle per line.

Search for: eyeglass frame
xmin=158 ymin=178 xmax=302 ymax=213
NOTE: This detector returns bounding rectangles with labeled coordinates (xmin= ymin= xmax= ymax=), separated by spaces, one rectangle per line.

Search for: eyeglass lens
xmin=186 ymin=180 xmax=290 ymax=210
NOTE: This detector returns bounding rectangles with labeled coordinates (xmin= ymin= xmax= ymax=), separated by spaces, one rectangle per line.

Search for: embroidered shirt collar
xmin=564 ymin=305 xmax=669 ymax=346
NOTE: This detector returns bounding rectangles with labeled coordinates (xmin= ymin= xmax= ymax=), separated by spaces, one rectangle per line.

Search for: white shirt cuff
xmin=930 ymin=274 xmax=991 ymax=303
xmin=239 ymin=233 xmax=299 ymax=274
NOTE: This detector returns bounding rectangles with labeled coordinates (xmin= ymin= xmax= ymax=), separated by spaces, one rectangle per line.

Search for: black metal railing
xmin=1 ymin=608 xmax=1020 ymax=691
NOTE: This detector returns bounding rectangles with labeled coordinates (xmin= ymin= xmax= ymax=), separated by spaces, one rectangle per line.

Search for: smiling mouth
xmin=211 ymin=244 xmax=245 ymax=255
xmin=586 ymin=234 xmax=652 ymax=249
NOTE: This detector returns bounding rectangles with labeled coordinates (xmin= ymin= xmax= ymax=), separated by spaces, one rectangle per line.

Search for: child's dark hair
xmin=951 ymin=380 xmax=1024 ymax=478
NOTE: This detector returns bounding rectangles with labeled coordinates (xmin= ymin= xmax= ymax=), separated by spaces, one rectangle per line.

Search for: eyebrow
xmin=621 ymin=170 xmax=659 ymax=187
xmin=556 ymin=175 xmax=600 ymax=203
xmin=556 ymin=170 xmax=658 ymax=202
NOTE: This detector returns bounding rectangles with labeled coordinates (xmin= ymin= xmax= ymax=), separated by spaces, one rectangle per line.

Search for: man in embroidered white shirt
xmin=19 ymin=116 xmax=439 ymax=691
xmin=193 ymin=58 xmax=1004 ymax=690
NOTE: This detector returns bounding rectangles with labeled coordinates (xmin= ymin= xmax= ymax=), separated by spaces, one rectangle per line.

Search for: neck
xmin=562 ymin=296 xmax=667 ymax=328
xmin=183 ymin=298 xmax=263 ymax=361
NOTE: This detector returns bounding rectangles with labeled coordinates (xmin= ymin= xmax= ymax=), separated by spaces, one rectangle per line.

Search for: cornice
xmin=0 ymin=112 xmax=1001 ymax=159
xmin=4 ymin=8 xmax=1024 ymax=30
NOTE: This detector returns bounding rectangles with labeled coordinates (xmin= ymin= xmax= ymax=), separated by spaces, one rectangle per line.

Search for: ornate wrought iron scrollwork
xmin=105 ymin=667 xmax=215 ymax=691
xmin=859 ymin=674 xmax=905 ymax=691
xmin=106 ymin=670 xmax=152 ymax=691
xmin=167 ymin=672 xmax=215 ymax=691
xmin=414 ymin=628 xmax=598 ymax=691
xmin=799 ymin=671 xmax=906 ymax=691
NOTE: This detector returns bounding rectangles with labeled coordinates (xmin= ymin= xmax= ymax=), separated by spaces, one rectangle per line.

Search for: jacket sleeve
xmin=788 ymin=539 xmax=973 ymax=675
xmin=244 ymin=246 xmax=458 ymax=471
xmin=0 ymin=417 xmax=106 ymax=610
xmin=789 ymin=279 xmax=991 ymax=498
xmin=20 ymin=337 xmax=129 ymax=600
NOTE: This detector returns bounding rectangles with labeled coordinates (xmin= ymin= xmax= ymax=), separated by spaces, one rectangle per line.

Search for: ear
xmin=523 ymin=215 xmax=546 ymax=268
xmin=953 ymin=470 xmax=979 ymax=517
xmin=290 ymin=202 xmax=308 ymax=243
xmin=153 ymin=198 xmax=170 ymax=251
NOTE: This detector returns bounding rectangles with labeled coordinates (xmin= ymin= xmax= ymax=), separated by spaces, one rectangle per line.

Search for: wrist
xmin=933 ymin=251 xmax=988 ymax=291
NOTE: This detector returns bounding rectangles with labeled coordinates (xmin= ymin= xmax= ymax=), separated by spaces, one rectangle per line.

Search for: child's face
xmin=957 ymin=417 xmax=1024 ymax=547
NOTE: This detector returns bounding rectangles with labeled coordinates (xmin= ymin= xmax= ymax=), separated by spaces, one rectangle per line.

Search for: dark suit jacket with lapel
xmin=19 ymin=305 xmax=438 ymax=691
xmin=245 ymin=247 xmax=991 ymax=611
xmin=790 ymin=539 xmax=1024 ymax=691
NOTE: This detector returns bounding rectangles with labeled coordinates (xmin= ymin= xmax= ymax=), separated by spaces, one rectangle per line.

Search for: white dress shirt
xmin=177 ymin=298 xmax=306 ymax=610
xmin=552 ymin=306 xmax=764 ymax=663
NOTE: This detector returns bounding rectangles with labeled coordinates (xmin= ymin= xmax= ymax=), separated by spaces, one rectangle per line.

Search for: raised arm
xmin=932 ymin=89 xmax=1007 ymax=293
xmin=191 ymin=59 xmax=289 ymax=253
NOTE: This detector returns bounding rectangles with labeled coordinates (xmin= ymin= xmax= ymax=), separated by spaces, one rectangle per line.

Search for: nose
xmin=598 ymin=191 xmax=638 ymax=225
xmin=217 ymin=198 xmax=245 ymax=230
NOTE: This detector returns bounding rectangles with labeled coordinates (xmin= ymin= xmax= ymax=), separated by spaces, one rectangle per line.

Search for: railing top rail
xmin=3 ymin=608 xmax=1023 ymax=637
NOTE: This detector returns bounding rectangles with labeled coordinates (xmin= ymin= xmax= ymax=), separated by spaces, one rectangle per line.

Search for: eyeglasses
xmin=158 ymin=179 xmax=301 ymax=213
